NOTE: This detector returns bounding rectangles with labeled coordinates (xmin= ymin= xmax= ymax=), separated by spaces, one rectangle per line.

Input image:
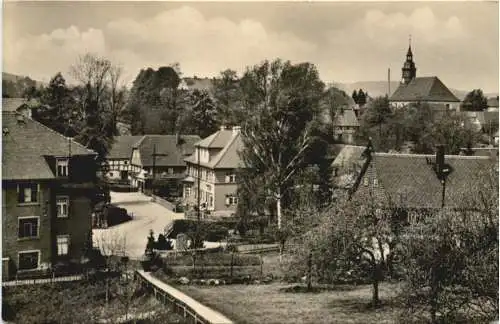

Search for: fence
xmin=151 ymin=194 xmax=178 ymax=212
xmin=135 ymin=270 xmax=233 ymax=324
xmin=2 ymin=274 xmax=83 ymax=287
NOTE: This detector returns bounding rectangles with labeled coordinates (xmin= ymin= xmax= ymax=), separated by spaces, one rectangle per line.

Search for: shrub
xmin=156 ymin=234 xmax=174 ymax=250
xmin=105 ymin=205 xmax=131 ymax=227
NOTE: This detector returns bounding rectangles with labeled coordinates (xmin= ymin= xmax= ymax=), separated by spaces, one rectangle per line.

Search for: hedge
xmin=162 ymin=252 xmax=261 ymax=267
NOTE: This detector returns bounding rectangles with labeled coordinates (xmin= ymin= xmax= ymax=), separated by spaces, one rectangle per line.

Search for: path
xmin=93 ymin=192 xmax=185 ymax=259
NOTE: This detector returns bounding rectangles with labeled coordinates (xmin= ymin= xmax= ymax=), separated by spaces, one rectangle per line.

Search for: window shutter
xmin=17 ymin=184 xmax=23 ymax=203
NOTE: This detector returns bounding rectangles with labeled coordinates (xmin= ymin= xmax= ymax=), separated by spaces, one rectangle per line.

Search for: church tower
xmin=401 ymin=37 xmax=417 ymax=85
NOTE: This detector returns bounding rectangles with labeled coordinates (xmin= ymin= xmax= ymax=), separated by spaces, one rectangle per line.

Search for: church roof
xmin=390 ymin=76 xmax=460 ymax=103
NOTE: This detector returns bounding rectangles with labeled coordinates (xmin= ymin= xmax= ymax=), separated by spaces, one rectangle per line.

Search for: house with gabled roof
xmin=105 ymin=135 xmax=143 ymax=181
xmin=2 ymin=98 xmax=38 ymax=118
xmin=183 ymin=126 xmax=244 ymax=217
xmin=129 ymin=134 xmax=200 ymax=194
xmin=389 ymin=43 xmax=460 ymax=111
xmin=350 ymin=141 xmax=494 ymax=224
xmin=332 ymin=109 xmax=360 ymax=144
xmin=2 ymin=112 xmax=98 ymax=280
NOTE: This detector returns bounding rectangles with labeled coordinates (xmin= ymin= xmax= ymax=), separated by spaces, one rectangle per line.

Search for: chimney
xmin=232 ymin=126 xmax=241 ymax=135
xmin=435 ymin=144 xmax=445 ymax=178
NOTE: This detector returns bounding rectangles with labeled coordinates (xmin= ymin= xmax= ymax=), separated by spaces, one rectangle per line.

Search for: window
xmin=18 ymin=217 xmax=39 ymax=239
xmin=109 ymin=172 xmax=114 ymax=177
xmin=124 ymin=160 xmax=128 ymax=165
xmin=56 ymin=196 xmax=69 ymax=218
xmin=56 ymin=159 xmax=69 ymax=177
xmin=168 ymin=168 xmax=174 ymax=175
xmin=225 ymin=195 xmax=238 ymax=206
xmin=373 ymin=178 xmax=379 ymax=187
xmin=57 ymin=235 xmax=70 ymax=256
xmin=209 ymin=195 xmax=214 ymax=207
xmin=225 ymin=173 xmax=236 ymax=183
xmin=185 ymin=187 xmax=192 ymax=197
xmin=18 ymin=183 xmax=38 ymax=203
xmin=18 ymin=251 xmax=40 ymax=270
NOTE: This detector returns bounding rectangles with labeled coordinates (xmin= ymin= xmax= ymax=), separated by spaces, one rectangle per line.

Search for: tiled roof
xmin=196 ymin=129 xmax=235 ymax=148
xmin=107 ymin=136 xmax=144 ymax=159
xmin=332 ymin=145 xmax=366 ymax=170
xmin=185 ymin=129 xmax=244 ymax=169
xmin=333 ymin=109 xmax=360 ymax=127
xmin=2 ymin=112 xmax=96 ymax=180
xmin=389 ymin=77 xmax=460 ymax=103
xmin=353 ymin=152 xmax=493 ymax=209
xmin=2 ymin=98 xmax=28 ymax=112
xmin=133 ymin=135 xmax=201 ymax=167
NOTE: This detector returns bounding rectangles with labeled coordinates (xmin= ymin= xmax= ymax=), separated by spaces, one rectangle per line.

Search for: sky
xmin=3 ymin=1 xmax=499 ymax=92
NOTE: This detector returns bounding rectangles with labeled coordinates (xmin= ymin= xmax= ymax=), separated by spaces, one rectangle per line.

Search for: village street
xmin=93 ymin=191 xmax=185 ymax=259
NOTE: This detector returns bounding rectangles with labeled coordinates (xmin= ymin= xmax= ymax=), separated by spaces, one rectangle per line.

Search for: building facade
xmin=129 ymin=134 xmax=200 ymax=194
xmin=2 ymin=112 xmax=98 ymax=280
xmin=332 ymin=109 xmax=360 ymax=144
xmin=389 ymin=43 xmax=461 ymax=111
xmin=105 ymin=135 xmax=143 ymax=181
xmin=183 ymin=126 xmax=244 ymax=218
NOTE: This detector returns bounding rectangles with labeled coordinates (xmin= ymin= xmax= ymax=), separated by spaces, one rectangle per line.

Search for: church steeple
xmin=401 ymin=35 xmax=417 ymax=85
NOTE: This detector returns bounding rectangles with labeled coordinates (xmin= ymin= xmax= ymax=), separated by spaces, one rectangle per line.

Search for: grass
xmin=176 ymin=282 xmax=402 ymax=324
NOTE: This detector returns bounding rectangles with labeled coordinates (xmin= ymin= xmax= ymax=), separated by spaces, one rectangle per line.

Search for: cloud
xmin=4 ymin=26 xmax=106 ymax=83
xmin=317 ymin=5 xmax=496 ymax=91
xmin=4 ymin=6 xmax=316 ymax=85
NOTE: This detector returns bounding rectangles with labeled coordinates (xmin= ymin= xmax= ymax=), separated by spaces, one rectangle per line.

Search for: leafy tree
xmin=238 ymin=59 xmax=325 ymax=232
xmin=32 ymin=72 xmax=77 ymax=136
xmin=430 ymin=111 xmax=479 ymax=155
xmin=212 ymin=69 xmax=242 ymax=126
xmin=357 ymin=89 xmax=367 ymax=106
xmin=287 ymin=194 xmax=395 ymax=306
xmin=179 ymin=89 xmax=219 ymax=138
xmin=352 ymin=89 xmax=358 ymax=104
xmin=461 ymin=89 xmax=488 ymax=111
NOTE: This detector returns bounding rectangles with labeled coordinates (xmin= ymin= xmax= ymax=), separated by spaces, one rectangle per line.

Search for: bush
xmin=105 ymin=205 xmax=131 ymax=227
xmin=156 ymin=234 xmax=174 ymax=250
xmin=162 ymin=253 xmax=261 ymax=267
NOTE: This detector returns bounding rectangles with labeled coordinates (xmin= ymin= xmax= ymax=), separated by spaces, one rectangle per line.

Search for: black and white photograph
xmin=1 ymin=1 xmax=499 ymax=323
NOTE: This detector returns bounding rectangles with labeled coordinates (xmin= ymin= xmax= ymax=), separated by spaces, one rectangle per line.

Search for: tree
xmin=357 ymin=96 xmax=393 ymax=150
xmin=461 ymin=89 xmax=488 ymax=111
xmin=180 ymin=89 xmax=219 ymax=138
xmin=431 ymin=111 xmax=479 ymax=155
xmin=70 ymin=53 xmax=116 ymax=160
xmin=357 ymin=89 xmax=367 ymax=106
xmin=397 ymin=164 xmax=498 ymax=323
xmin=238 ymin=59 xmax=325 ymax=232
xmin=352 ymin=90 xmax=358 ymax=105
xmin=287 ymin=194 xmax=394 ymax=306
xmin=32 ymin=72 xmax=77 ymax=136
xmin=212 ymin=69 xmax=242 ymax=126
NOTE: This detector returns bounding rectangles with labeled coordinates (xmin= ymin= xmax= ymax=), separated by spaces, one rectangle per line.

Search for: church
xmin=389 ymin=41 xmax=460 ymax=111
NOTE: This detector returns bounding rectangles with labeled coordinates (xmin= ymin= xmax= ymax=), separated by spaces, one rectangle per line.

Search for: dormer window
xmin=225 ymin=173 xmax=236 ymax=183
xmin=56 ymin=158 xmax=69 ymax=177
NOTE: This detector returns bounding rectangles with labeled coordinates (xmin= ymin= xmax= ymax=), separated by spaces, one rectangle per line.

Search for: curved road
xmin=93 ymin=192 xmax=185 ymax=259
